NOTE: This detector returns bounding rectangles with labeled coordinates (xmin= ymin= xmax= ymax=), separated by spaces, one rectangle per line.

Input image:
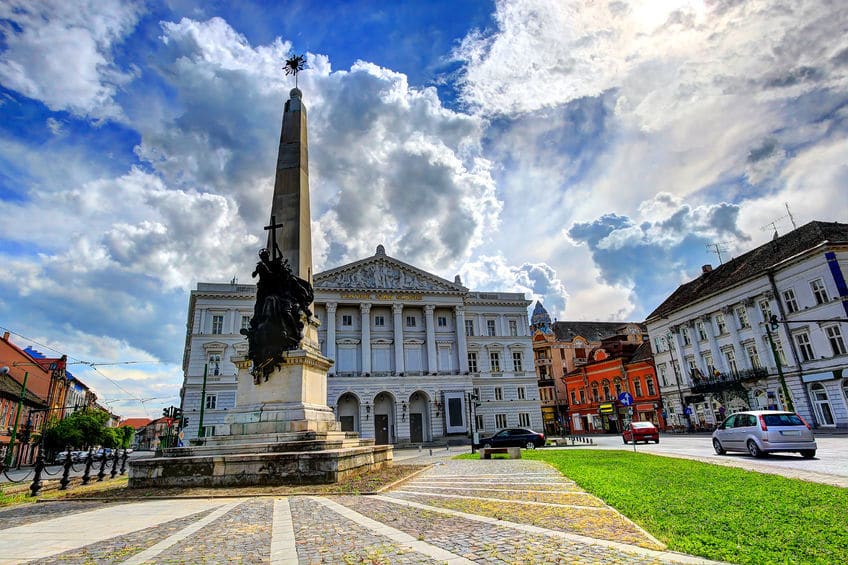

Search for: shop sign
xmin=598 ymin=402 xmax=616 ymax=414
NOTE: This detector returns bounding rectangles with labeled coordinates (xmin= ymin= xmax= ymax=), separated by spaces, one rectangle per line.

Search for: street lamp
xmin=765 ymin=315 xmax=795 ymax=412
xmin=666 ymin=333 xmax=692 ymax=432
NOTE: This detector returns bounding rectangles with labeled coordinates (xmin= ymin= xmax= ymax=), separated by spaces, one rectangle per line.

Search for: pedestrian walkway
xmin=0 ymin=459 xmax=724 ymax=564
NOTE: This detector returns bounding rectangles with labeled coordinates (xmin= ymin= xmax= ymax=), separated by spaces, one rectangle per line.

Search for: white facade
xmin=179 ymin=247 xmax=543 ymax=444
xmin=646 ymin=223 xmax=848 ymax=429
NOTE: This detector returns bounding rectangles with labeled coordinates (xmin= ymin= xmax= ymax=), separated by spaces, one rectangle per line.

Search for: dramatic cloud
xmin=0 ymin=0 xmax=143 ymax=118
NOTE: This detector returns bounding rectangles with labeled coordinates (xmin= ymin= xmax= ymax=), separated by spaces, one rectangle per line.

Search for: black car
xmin=477 ymin=428 xmax=546 ymax=449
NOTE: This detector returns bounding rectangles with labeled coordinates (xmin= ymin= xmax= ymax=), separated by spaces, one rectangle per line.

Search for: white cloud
xmin=0 ymin=0 xmax=143 ymax=118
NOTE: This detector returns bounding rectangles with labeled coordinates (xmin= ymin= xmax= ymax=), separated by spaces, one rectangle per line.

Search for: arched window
xmin=602 ymin=380 xmax=611 ymax=401
xmin=591 ymin=382 xmax=600 ymax=402
xmin=810 ymin=383 xmax=835 ymax=426
xmin=613 ymin=378 xmax=623 ymax=396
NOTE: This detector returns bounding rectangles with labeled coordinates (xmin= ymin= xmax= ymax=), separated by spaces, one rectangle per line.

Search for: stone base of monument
xmin=129 ymin=346 xmax=392 ymax=488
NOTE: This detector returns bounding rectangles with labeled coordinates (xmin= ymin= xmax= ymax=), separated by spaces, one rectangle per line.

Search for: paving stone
xmin=0 ymin=501 xmax=109 ymax=530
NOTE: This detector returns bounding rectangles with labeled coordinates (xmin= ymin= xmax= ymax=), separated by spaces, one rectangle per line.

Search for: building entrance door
xmin=409 ymin=413 xmax=423 ymax=443
xmin=375 ymin=414 xmax=390 ymax=444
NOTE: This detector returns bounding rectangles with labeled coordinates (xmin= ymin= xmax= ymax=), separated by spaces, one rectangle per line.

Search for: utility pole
xmin=666 ymin=335 xmax=691 ymax=432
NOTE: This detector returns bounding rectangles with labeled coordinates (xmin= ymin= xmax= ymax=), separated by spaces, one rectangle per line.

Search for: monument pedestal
xmin=129 ymin=335 xmax=392 ymax=488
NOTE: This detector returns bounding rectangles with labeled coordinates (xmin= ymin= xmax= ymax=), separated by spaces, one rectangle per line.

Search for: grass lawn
xmin=465 ymin=449 xmax=847 ymax=565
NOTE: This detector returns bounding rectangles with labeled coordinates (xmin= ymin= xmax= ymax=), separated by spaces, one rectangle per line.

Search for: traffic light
xmin=183 ymin=417 xmax=190 ymax=427
xmin=769 ymin=315 xmax=780 ymax=330
xmin=173 ymin=407 xmax=182 ymax=420
xmin=162 ymin=407 xmax=171 ymax=419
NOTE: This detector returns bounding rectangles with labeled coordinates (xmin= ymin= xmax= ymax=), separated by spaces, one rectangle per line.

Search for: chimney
xmin=2 ymin=331 xmax=8 ymax=341
xmin=701 ymin=264 xmax=713 ymax=274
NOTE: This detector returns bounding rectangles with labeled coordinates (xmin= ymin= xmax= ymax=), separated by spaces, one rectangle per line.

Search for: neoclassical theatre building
xmin=180 ymin=245 xmax=542 ymax=445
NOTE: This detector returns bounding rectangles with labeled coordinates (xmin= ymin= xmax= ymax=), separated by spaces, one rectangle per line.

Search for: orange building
xmin=530 ymin=302 xmax=646 ymax=435
xmin=564 ymin=337 xmax=665 ymax=434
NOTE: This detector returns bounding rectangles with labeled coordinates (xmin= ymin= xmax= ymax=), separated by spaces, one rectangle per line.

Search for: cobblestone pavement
xmin=0 ymin=459 xmax=727 ymax=565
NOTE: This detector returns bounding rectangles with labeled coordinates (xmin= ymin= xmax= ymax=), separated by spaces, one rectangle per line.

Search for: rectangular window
xmin=682 ymin=328 xmax=691 ymax=346
xmin=579 ymin=390 xmax=586 ymax=404
xmin=687 ymin=359 xmax=698 ymax=379
xmin=342 ymin=315 xmax=352 ymax=326
xmin=374 ymin=315 xmax=385 ymax=327
xmin=570 ymin=391 xmax=577 ymax=404
xmin=759 ymin=299 xmax=772 ymax=322
xmin=724 ymin=349 xmax=738 ymax=374
xmin=517 ymin=386 xmax=526 ymax=400
xmin=490 ymin=352 xmax=501 ymax=372
xmin=437 ymin=316 xmax=447 ymax=327
xmin=772 ymin=338 xmax=788 ymax=365
xmin=518 ymin=413 xmax=530 ymax=427
xmin=467 ymin=352 xmax=478 ymax=373
xmin=646 ymin=378 xmax=655 ymax=395
xmin=465 ymin=320 xmax=474 ymax=336
xmin=634 ymin=380 xmax=643 ymax=397
xmin=494 ymin=387 xmax=503 ymax=401
xmin=211 ymin=315 xmax=224 ymax=334
xmin=205 ymin=394 xmax=217 ymax=410
xmin=810 ymin=279 xmax=829 ymax=305
xmin=795 ymin=332 xmax=814 ymax=361
xmin=715 ymin=314 xmax=727 ymax=335
xmin=512 ymin=352 xmax=523 ymax=372
xmin=201 ymin=425 xmax=216 ymax=438
xmin=406 ymin=315 xmax=416 ymax=327
xmin=487 ymin=319 xmax=497 ymax=337
xmin=736 ymin=306 xmax=750 ymax=329
xmin=746 ymin=344 xmax=762 ymax=369
xmin=698 ymin=353 xmax=711 ymax=375
xmin=824 ymin=326 xmax=847 ymax=356
xmin=495 ymin=413 xmax=507 ymax=429
xmin=509 ymin=320 xmax=518 ymax=336
xmin=783 ymin=289 xmax=799 ymax=313
xmin=208 ymin=354 xmax=222 ymax=376
xmin=697 ymin=321 xmax=707 ymax=341
xmin=476 ymin=414 xmax=484 ymax=431
xmin=241 ymin=315 xmax=251 ymax=330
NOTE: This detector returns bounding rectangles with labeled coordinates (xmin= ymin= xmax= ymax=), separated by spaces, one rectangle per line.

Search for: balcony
xmin=690 ymin=367 xmax=769 ymax=394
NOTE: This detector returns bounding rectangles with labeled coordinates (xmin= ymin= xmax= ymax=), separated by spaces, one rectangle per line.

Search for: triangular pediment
xmin=314 ymin=250 xmax=467 ymax=294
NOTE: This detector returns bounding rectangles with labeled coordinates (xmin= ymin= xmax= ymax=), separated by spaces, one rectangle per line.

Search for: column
xmin=393 ymin=303 xmax=405 ymax=375
xmin=326 ymin=303 xmax=337 ymax=374
xmin=424 ymin=304 xmax=437 ymax=374
xmin=498 ymin=314 xmax=506 ymax=336
xmin=360 ymin=303 xmax=372 ymax=375
xmin=522 ymin=314 xmax=529 ymax=336
xmin=198 ymin=309 xmax=206 ymax=334
xmin=455 ymin=306 xmax=468 ymax=373
xmin=670 ymin=330 xmax=688 ymax=387
xmin=478 ymin=313 xmax=485 ymax=337
xmin=750 ymin=296 xmax=776 ymax=370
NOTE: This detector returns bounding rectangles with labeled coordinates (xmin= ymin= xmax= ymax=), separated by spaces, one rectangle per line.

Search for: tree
xmin=41 ymin=408 xmax=114 ymax=452
xmin=117 ymin=425 xmax=135 ymax=449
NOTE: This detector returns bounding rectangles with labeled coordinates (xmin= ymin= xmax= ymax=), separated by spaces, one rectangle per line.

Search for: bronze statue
xmin=241 ymin=242 xmax=314 ymax=383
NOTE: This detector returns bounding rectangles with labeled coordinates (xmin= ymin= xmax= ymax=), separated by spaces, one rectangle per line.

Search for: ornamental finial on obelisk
xmin=283 ymin=53 xmax=306 ymax=88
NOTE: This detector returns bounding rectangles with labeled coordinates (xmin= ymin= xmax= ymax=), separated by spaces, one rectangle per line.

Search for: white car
xmin=712 ymin=410 xmax=816 ymax=458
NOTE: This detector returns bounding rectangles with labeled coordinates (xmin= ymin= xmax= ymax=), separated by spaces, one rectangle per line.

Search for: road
xmin=573 ymin=432 xmax=848 ymax=487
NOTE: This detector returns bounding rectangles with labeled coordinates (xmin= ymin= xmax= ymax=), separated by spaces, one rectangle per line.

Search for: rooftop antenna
xmin=705 ymin=242 xmax=731 ymax=265
xmin=760 ymin=215 xmax=790 ymax=238
xmin=785 ymin=202 xmax=797 ymax=230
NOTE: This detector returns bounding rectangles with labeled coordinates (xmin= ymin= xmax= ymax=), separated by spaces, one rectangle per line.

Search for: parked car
xmin=622 ymin=421 xmax=660 ymax=444
xmin=477 ymin=428 xmax=546 ymax=449
xmin=711 ymin=410 xmax=816 ymax=458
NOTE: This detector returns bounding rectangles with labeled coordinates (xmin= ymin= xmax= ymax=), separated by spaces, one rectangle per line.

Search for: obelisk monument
xmin=228 ymin=55 xmax=336 ymax=434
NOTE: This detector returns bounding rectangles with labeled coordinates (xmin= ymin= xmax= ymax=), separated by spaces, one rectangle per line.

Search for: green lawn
xmin=463 ymin=449 xmax=848 ymax=565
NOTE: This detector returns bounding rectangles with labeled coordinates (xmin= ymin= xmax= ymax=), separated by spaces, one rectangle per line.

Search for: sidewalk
xmin=0 ymin=457 xmax=725 ymax=565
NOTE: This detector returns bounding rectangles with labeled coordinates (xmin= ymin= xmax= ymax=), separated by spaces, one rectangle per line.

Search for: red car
xmin=622 ymin=421 xmax=659 ymax=444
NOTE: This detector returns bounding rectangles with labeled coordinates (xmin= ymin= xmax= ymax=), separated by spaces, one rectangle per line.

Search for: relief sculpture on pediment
xmin=316 ymin=263 xmax=440 ymax=291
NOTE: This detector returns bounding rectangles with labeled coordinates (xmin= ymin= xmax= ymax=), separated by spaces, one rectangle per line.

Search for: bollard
xmin=59 ymin=448 xmax=73 ymax=490
xmin=29 ymin=448 xmax=45 ymax=497
xmin=429 ymin=448 xmax=433 ymax=456
xmin=82 ymin=449 xmax=94 ymax=485
xmin=97 ymin=451 xmax=108 ymax=481
xmin=418 ymin=445 xmax=422 ymax=453
xmin=110 ymin=449 xmax=119 ymax=479
xmin=120 ymin=449 xmax=128 ymax=475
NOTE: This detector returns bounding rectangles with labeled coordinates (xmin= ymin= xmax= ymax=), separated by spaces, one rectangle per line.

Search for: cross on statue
xmin=264 ymin=215 xmax=285 ymax=261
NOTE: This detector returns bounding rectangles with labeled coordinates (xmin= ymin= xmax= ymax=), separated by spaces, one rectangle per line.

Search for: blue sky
xmin=1 ymin=0 xmax=846 ymax=418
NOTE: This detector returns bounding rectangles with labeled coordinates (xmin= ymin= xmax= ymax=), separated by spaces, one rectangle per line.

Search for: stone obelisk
xmin=227 ymin=68 xmax=336 ymax=435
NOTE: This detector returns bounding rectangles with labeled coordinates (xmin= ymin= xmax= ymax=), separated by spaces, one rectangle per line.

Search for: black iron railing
xmin=690 ymin=367 xmax=769 ymax=393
